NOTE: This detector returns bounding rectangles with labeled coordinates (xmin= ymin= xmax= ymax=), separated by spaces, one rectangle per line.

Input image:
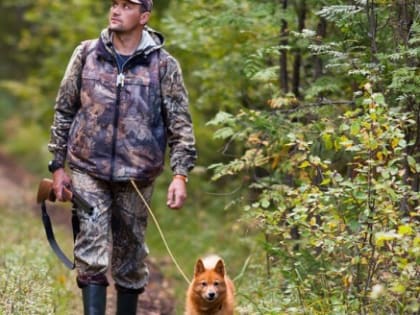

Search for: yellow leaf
xmin=343 ymin=275 xmax=353 ymax=288
xmin=328 ymin=221 xmax=337 ymax=229
xmin=339 ymin=136 xmax=354 ymax=148
xmin=271 ymin=154 xmax=281 ymax=169
xmin=398 ymin=258 xmax=408 ymax=268
xmin=375 ymin=231 xmax=401 ymax=246
xmin=390 ymin=283 xmax=406 ymax=294
xmin=321 ymin=178 xmax=331 ymax=185
xmin=299 ymin=160 xmax=311 ymax=168
xmin=398 ymin=225 xmax=413 ymax=236
xmin=322 ymin=133 xmax=333 ymax=150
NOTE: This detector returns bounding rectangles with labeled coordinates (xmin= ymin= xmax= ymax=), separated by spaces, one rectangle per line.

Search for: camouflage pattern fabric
xmin=48 ymin=27 xmax=197 ymax=182
xmin=72 ymin=169 xmax=153 ymax=290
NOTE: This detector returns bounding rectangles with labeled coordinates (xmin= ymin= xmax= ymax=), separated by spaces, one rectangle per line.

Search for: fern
xmin=317 ymin=5 xmax=364 ymax=22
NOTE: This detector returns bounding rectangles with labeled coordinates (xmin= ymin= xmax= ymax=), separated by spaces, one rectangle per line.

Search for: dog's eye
xmin=214 ymin=281 xmax=219 ymax=286
xmin=201 ymin=281 xmax=207 ymax=287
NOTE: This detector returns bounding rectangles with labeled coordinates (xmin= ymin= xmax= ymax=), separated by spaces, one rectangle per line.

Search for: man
xmin=48 ymin=0 xmax=197 ymax=314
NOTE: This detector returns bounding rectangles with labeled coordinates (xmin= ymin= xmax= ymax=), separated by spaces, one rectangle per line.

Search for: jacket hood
xmin=100 ymin=26 xmax=165 ymax=57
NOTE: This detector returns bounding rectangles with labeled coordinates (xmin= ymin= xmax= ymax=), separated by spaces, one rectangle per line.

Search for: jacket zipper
xmin=110 ymin=56 xmax=128 ymax=181
xmin=110 ymin=82 xmax=122 ymax=181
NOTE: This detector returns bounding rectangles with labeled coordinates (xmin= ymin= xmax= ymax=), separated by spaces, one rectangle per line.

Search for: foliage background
xmin=0 ymin=0 xmax=419 ymax=314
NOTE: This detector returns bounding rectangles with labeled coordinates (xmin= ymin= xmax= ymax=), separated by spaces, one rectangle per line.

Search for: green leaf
xmin=407 ymin=155 xmax=417 ymax=172
xmin=206 ymin=111 xmax=235 ymax=126
xmin=372 ymin=93 xmax=386 ymax=106
xmin=213 ymin=127 xmax=235 ymax=139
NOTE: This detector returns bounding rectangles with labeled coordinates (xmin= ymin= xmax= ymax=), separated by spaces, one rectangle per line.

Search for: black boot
xmin=82 ymin=284 xmax=107 ymax=315
xmin=116 ymin=291 xmax=139 ymax=315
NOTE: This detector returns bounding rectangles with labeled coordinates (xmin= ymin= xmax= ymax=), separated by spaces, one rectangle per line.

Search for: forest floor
xmin=0 ymin=150 xmax=176 ymax=315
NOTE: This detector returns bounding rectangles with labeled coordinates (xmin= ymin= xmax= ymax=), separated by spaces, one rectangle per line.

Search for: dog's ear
xmin=214 ymin=259 xmax=225 ymax=277
xmin=195 ymin=258 xmax=206 ymax=276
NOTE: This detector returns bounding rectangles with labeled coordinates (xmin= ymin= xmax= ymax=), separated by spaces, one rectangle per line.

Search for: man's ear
xmin=194 ymin=259 xmax=206 ymax=276
xmin=139 ymin=11 xmax=150 ymax=26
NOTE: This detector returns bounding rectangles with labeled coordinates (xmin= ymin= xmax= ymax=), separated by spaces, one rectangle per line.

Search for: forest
xmin=0 ymin=0 xmax=419 ymax=314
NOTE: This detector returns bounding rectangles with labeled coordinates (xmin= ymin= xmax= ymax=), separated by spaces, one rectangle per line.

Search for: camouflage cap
xmin=128 ymin=0 xmax=153 ymax=11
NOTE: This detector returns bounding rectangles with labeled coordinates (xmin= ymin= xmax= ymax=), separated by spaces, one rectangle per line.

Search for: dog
xmin=185 ymin=255 xmax=235 ymax=315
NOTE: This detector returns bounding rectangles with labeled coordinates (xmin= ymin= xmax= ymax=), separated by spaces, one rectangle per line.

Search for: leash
xmin=130 ymin=179 xmax=191 ymax=285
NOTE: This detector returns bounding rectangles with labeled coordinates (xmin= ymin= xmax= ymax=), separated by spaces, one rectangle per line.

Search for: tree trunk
xmin=313 ymin=18 xmax=327 ymax=80
xmin=396 ymin=0 xmax=413 ymax=48
xmin=292 ymin=0 xmax=306 ymax=98
xmin=279 ymin=0 xmax=289 ymax=93
xmin=366 ymin=0 xmax=378 ymax=64
xmin=395 ymin=1 xmax=419 ymax=214
xmin=292 ymin=54 xmax=301 ymax=97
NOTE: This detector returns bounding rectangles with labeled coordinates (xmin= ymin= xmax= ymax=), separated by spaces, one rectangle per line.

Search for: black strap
xmin=41 ymin=200 xmax=79 ymax=269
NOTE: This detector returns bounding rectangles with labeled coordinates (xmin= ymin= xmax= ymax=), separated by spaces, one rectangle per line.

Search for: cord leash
xmin=130 ymin=179 xmax=191 ymax=285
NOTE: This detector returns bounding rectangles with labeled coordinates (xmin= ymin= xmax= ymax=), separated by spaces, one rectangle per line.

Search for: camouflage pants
xmin=71 ymin=169 xmax=153 ymax=291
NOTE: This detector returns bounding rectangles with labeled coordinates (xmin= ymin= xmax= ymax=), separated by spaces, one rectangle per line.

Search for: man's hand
xmin=52 ymin=168 xmax=72 ymax=201
xmin=167 ymin=176 xmax=187 ymax=209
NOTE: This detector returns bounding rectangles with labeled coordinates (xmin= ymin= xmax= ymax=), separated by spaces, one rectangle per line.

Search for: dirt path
xmin=0 ymin=150 xmax=175 ymax=315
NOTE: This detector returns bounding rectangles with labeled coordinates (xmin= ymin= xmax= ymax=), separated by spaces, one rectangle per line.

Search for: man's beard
xmin=109 ymin=24 xmax=123 ymax=32
xmin=109 ymin=23 xmax=140 ymax=34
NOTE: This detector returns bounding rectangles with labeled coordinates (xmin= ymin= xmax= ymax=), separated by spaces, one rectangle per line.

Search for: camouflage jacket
xmin=49 ymin=27 xmax=197 ymax=183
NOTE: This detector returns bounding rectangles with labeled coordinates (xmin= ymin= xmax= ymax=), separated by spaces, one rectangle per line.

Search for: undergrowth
xmin=0 ymin=205 xmax=81 ymax=315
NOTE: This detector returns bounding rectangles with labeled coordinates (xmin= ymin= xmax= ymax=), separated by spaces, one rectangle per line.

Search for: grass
xmin=0 ymin=205 xmax=82 ymax=315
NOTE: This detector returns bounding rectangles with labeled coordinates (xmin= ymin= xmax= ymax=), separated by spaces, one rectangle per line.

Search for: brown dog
xmin=185 ymin=255 xmax=235 ymax=315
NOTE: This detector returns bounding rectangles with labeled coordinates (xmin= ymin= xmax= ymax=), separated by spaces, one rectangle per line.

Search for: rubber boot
xmin=116 ymin=291 xmax=139 ymax=315
xmin=82 ymin=284 xmax=107 ymax=315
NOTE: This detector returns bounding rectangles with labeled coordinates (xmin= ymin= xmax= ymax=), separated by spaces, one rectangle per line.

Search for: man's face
xmin=109 ymin=0 xmax=150 ymax=33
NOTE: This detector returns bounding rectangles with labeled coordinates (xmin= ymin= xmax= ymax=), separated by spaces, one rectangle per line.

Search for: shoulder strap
xmin=80 ymin=39 xmax=97 ymax=68
xmin=75 ymin=39 xmax=97 ymax=96
xmin=41 ymin=201 xmax=78 ymax=269
xmin=158 ymin=49 xmax=167 ymax=83
xmin=158 ymin=50 xmax=169 ymax=126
